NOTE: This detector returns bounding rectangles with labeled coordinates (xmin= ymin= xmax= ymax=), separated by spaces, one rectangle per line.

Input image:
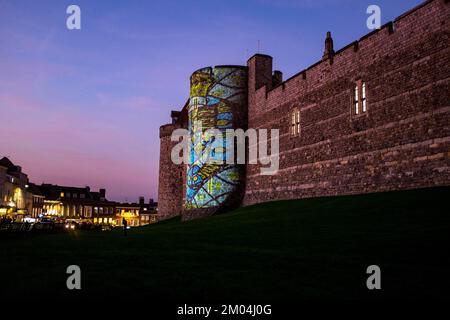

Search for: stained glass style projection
xmin=186 ymin=66 xmax=248 ymax=209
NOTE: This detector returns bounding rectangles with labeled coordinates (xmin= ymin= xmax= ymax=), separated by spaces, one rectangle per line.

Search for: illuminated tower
xmin=185 ymin=66 xmax=248 ymax=215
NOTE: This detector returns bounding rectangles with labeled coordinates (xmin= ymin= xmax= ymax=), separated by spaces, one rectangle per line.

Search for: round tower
xmin=183 ymin=65 xmax=248 ymax=219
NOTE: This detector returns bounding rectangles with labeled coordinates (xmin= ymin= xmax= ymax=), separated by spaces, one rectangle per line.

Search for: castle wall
xmin=157 ymin=124 xmax=184 ymax=219
xmin=244 ymin=0 xmax=450 ymax=205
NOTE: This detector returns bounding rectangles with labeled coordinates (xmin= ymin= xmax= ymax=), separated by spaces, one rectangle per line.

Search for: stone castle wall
xmin=157 ymin=123 xmax=184 ymax=219
xmin=243 ymin=0 xmax=450 ymax=205
xmin=158 ymin=0 xmax=450 ymax=217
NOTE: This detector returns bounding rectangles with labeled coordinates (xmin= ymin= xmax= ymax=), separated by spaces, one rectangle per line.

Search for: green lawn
xmin=1 ymin=187 xmax=449 ymax=300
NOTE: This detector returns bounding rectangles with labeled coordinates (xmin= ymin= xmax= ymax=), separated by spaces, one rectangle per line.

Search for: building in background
xmin=139 ymin=197 xmax=158 ymax=225
xmin=37 ymin=185 xmax=158 ymax=226
xmin=0 ymin=157 xmax=31 ymax=219
xmin=0 ymin=156 xmax=159 ymax=226
xmin=116 ymin=197 xmax=158 ymax=227
xmin=38 ymin=184 xmax=116 ymax=223
xmin=27 ymin=183 xmax=45 ymax=217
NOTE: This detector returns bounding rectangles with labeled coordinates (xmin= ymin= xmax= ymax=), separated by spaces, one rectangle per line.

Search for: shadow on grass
xmin=1 ymin=187 xmax=449 ymax=300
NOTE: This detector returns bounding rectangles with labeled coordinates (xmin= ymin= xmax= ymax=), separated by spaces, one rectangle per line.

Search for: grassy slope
xmin=1 ymin=187 xmax=449 ymax=300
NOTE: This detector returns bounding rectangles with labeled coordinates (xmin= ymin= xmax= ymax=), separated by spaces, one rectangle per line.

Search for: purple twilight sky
xmin=0 ymin=0 xmax=422 ymax=202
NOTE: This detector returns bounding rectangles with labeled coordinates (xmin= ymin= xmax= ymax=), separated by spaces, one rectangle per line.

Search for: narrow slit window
xmin=291 ymin=111 xmax=296 ymax=135
xmin=290 ymin=108 xmax=300 ymax=136
xmin=361 ymin=82 xmax=367 ymax=113
xmin=354 ymin=85 xmax=359 ymax=115
xmin=353 ymin=80 xmax=368 ymax=115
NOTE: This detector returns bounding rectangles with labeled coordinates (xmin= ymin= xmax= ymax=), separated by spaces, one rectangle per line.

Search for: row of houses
xmin=0 ymin=157 xmax=158 ymax=227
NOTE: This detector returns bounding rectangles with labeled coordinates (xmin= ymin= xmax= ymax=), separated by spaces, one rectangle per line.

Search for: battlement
xmin=248 ymin=0 xmax=449 ymax=116
xmin=159 ymin=123 xmax=178 ymax=138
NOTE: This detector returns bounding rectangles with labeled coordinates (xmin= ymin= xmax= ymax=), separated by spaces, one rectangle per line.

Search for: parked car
xmin=101 ymin=225 xmax=112 ymax=231
xmin=64 ymin=220 xmax=79 ymax=230
xmin=34 ymin=218 xmax=55 ymax=230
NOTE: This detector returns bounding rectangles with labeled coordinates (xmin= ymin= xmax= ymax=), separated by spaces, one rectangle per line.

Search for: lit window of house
xmin=290 ymin=108 xmax=300 ymax=136
xmin=353 ymin=80 xmax=367 ymax=115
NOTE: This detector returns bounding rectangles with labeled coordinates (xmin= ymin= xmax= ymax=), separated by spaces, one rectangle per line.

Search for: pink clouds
xmin=0 ymin=90 xmax=158 ymax=201
xmin=0 ymin=94 xmax=46 ymax=111
xmin=95 ymin=92 xmax=158 ymax=111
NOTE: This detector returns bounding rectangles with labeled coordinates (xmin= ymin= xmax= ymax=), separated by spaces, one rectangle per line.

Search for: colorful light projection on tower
xmin=186 ymin=66 xmax=248 ymax=209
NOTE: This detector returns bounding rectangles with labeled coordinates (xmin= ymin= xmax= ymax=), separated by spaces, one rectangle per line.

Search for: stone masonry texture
xmin=158 ymin=0 xmax=450 ymax=218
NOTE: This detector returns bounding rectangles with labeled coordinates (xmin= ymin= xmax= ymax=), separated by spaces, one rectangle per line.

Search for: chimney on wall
xmin=171 ymin=111 xmax=180 ymax=124
xmin=247 ymin=54 xmax=273 ymax=92
xmin=99 ymin=188 xmax=106 ymax=199
xmin=272 ymin=70 xmax=283 ymax=88
xmin=322 ymin=31 xmax=335 ymax=61
xmin=139 ymin=196 xmax=145 ymax=205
